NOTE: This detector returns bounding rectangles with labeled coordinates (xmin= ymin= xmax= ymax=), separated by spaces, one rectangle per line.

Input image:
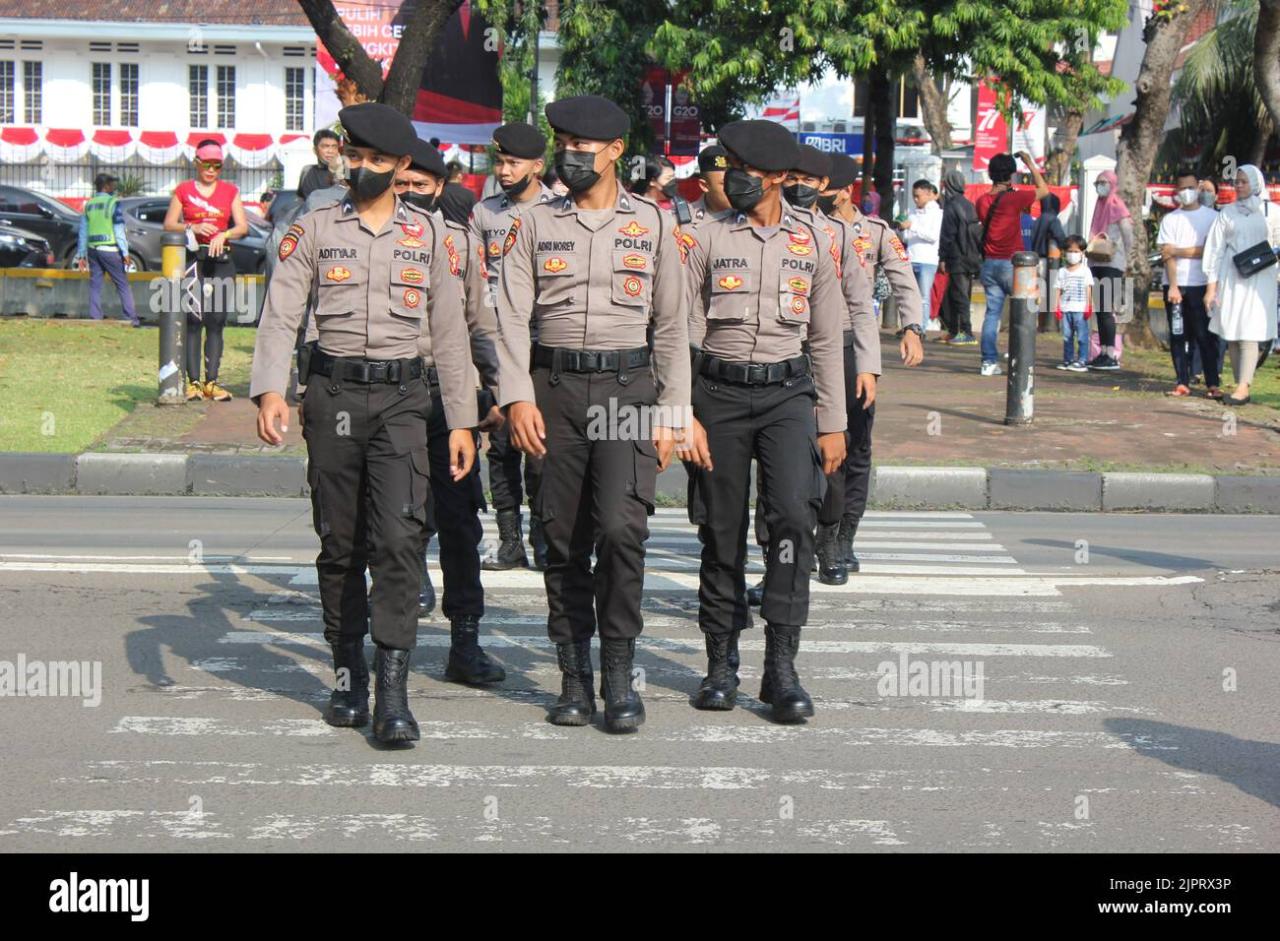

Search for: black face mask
xmin=661 ymin=179 xmax=679 ymax=199
xmin=816 ymin=193 xmax=838 ymax=215
xmin=555 ymin=150 xmax=601 ymax=193
xmin=500 ymin=174 xmax=533 ymax=198
xmin=724 ymin=168 xmax=765 ymax=212
xmin=783 ymin=183 xmax=819 ymax=209
xmin=401 ymin=192 xmax=438 ymax=213
xmin=347 ymin=166 xmax=395 ymax=202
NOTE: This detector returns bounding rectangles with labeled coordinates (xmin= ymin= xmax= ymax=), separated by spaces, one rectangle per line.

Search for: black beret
xmin=792 ymin=144 xmax=831 ymax=179
xmin=826 ymin=154 xmax=859 ymax=190
xmin=439 ymin=181 xmax=477 ymax=226
xmin=338 ymin=102 xmax=416 ymax=157
xmin=493 ymin=122 xmax=547 ymax=159
xmin=717 ymin=120 xmax=800 ymax=173
xmin=408 ymin=138 xmax=447 ymax=178
xmin=697 ymin=144 xmax=729 ymax=174
xmin=545 ymin=95 xmax=629 ymax=141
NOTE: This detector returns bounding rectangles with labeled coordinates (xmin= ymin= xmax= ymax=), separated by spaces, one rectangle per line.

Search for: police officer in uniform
xmin=683 ymin=120 xmax=847 ymax=723
xmin=470 ymin=122 xmax=557 ymax=571
xmin=252 ymin=103 xmax=478 ymax=746
xmin=688 ymin=144 xmax=731 ymax=222
xmin=396 ymin=138 xmax=506 ymax=685
xmin=820 ymin=153 xmax=923 ymax=575
xmin=495 ymin=95 xmax=695 ymax=733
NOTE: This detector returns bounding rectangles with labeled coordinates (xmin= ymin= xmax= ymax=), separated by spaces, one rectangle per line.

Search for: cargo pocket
xmin=686 ymin=464 xmax=707 ymax=526
xmin=628 ymin=438 xmax=658 ymax=515
xmin=534 ymin=251 xmax=580 ymax=312
xmin=778 ymin=267 xmax=813 ymax=326
xmin=404 ymin=447 xmax=431 ymax=524
xmin=809 ymin=439 xmax=828 ymax=511
xmin=611 ymin=249 xmax=653 ymax=309
xmin=307 ymin=462 xmax=331 ymax=538
xmin=707 ymin=268 xmax=755 ymax=321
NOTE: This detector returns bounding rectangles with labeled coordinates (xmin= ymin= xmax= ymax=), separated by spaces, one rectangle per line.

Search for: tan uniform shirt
xmin=494 ymin=187 xmax=691 ymax=421
xmin=469 ymin=183 xmax=558 ymax=295
xmin=847 ymin=210 xmax=921 ymax=330
xmin=684 ymin=208 xmax=847 ymax=434
xmin=250 ymin=196 xmax=478 ymax=430
xmin=809 ymin=209 xmax=882 ymax=376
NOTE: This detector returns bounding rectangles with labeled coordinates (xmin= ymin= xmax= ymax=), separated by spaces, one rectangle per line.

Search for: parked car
xmin=0 ymin=221 xmax=54 ymax=268
xmin=119 ymin=196 xmax=270 ymax=275
xmin=0 ymin=185 xmax=81 ymax=266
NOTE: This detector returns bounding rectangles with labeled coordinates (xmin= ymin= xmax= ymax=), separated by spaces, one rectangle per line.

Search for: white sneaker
xmin=980 ymin=362 xmax=1003 ymax=377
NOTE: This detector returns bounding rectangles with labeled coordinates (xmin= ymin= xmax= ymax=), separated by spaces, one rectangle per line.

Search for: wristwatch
xmin=904 ymin=323 xmax=925 ymax=337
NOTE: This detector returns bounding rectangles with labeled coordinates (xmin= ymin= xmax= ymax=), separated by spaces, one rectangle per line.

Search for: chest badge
xmin=786 ymin=243 xmax=813 ymax=256
xmin=618 ymin=221 xmax=649 ymax=237
xmin=622 ymin=275 xmax=643 ymax=297
xmin=718 ymin=275 xmax=744 ymax=291
xmin=403 ymin=288 xmax=422 ymax=309
xmin=790 ymin=296 xmax=809 ymax=315
xmin=487 ymin=240 xmax=502 ymax=258
xmin=543 ymin=257 xmax=568 ymax=273
xmin=397 ymin=235 xmax=424 ymax=248
xmin=788 ymin=277 xmax=809 ymax=295
xmin=400 ymin=222 xmax=424 ymax=238
xmin=326 ymin=266 xmax=352 ymax=282
xmin=400 ymin=267 xmax=424 ymax=285
xmin=622 ymin=253 xmax=647 ymax=270
xmin=788 ymin=230 xmax=811 ymax=245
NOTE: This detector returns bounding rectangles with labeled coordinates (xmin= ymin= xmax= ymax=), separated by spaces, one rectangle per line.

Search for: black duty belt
xmin=424 ymin=364 xmax=440 ymax=387
xmin=311 ymin=349 xmax=423 ymax=385
xmin=699 ymin=354 xmax=810 ymax=386
xmin=532 ymin=344 xmax=650 ymax=373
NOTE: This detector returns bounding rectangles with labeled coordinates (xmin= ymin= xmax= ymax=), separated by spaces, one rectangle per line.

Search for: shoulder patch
xmin=674 ymin=227 xmax=697 ymax=264
xmin=888 ymin=233 xmax=909 ymax=262
xmin=444 ymin=233 xmax=461 ymax=277
xmin=278 ymin=223 xmax=304 ymax=262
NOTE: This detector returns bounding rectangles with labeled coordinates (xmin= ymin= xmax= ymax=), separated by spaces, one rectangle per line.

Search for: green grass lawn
xmin=0 ymin=320 xmax=256 ymax=453
xmin=1121 ymin=341 xmax=1280 ymax=411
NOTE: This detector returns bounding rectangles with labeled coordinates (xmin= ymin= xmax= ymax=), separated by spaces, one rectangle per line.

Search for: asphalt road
xmin=0 ymin=496 xmax=1276 ymax=852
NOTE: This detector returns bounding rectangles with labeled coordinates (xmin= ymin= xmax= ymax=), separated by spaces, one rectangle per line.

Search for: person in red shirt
xmin=163 ymin=140 xmax=250 ymax=401
xmin=973 ymin=151 xmax=1049 ymax=375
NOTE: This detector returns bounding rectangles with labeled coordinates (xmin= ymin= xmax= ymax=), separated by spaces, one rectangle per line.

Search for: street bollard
xmin=158 ymin=232 xmax=187 ymax=405
xmin=1005 ymin=251 xmax=1039 ymax=425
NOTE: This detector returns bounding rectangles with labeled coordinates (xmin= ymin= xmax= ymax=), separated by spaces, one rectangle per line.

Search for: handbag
xmin=1232 ymin=201 xmax=1279 ymax=277
xmin=1085 ymin=233 xmax=1115 ymax=264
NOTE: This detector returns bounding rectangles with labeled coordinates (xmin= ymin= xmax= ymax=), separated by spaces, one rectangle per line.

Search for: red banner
xmin=973 ymin=78 xmax=1009 ymax=173
xmin=642 ymin=66 xmax=668 ymax=146
xmin=668 ymin=72 xmax=701 ymax=156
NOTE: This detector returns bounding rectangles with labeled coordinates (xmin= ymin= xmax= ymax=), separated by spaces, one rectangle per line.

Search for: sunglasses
xmin=197 ymin=160 xmax=223 ymax=170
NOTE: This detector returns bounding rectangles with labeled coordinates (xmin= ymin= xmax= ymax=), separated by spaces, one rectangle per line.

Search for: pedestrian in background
xmin=1203 ymin=164 xmax=1280 ymax=406
xmin=1157 ymin=168 xmax=1219 ymax=398
xmin=1053 ymin=235 xmax=1092 ymax=372
xmin=900 ymin=179 xmax=942 ymax=333
xmin=297 ymin=129 xmax=342 ymax=199
xmin=163 ymin=139 xmax=249 ymax=401
xmin=1030 ymin=191 xmax=1067 ymax=323
xmin=1084 ymin=169 xmax=1133 ymax=371
xmin=937 ymin=169 xmax=979 ymax=345
xmin=74 ymin=173 xmax=139 ymax=327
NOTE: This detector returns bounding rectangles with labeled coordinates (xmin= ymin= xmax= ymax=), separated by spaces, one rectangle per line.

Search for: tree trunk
xmin=1114 ymin=1 xmax=1208 ymax=348
xmin=298 ymin=0 xmax=385 ymax=103
xmin=862 ymin=73 xmax=878 ymax=199
xmin=382 ymin=0 xmax=463 ymax=115
xmin=911 ymin=53 xmax=953 ymax=154
xmin=1256 ymin=0 xmax=1280 ymax=136
xmin=870 ymin=64 xmax=896 ymax=219
xmin=1045 ymin=108 xmax=1083 ymax=186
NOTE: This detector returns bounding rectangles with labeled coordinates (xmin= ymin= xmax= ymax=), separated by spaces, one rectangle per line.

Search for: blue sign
xmin=797 ymin=132 xmax=864 ymax=156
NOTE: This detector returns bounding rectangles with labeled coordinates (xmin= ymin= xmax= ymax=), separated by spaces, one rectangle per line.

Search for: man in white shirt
xmin=1157 ymin=169 xmax=1220 ymax=396
xmin=900 ymin=179 xmax=943 ymax=331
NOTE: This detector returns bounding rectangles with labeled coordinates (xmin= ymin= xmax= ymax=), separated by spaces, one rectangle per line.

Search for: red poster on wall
xmin=973 ymin=78 xmax=1009 ymax=173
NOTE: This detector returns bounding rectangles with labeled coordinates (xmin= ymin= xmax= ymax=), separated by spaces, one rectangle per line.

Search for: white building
xmin=0 ymin=2 xmax=318 ymax=206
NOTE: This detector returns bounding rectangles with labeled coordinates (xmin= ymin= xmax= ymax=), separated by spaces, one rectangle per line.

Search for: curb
xmin=1 ymin=452 xmax=1279 ymax=512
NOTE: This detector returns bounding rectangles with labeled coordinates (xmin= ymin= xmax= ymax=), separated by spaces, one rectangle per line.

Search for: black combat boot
xmin=815 ymin=522 xmax=848 ymax=585
xmin=759 ymin=623 xmax=814 ymax=723
xmin=746 ymin=578 xmax=765 ymax=607
xmin=418 ymin=542 xmax=436 ymax=616
xmin=483 ymin=510 xmax=528 ymax=570
xmin=372 ymin=647 xmax=420 ymax=744
xmin=323 ymin=638 xmax=369 ymax=728
xmin=837 ymin=518 xmax=860 ymax=572
xmin=444 ymin=615 xmax=506 ymax=685
xmin=692 ymin=630 xmax=740 ymax=710
xmin=548 ymin=639 xmax=595 ymax=726
xmin=528 ymin=515 xmax=549 ymax=571
xmin=599 ymin=637 xmax=645 ymax=732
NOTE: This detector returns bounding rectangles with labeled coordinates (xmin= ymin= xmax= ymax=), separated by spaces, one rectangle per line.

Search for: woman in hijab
xmin=1085 ymin=169 xmax=1134 ymax=370
xmin=937 ymin=169 xmax=979 ymax=343
xmin=1202 ymin=165 xmax=1279 ymax=405
xmin=861 ymin=189 xmax=881 ymax=218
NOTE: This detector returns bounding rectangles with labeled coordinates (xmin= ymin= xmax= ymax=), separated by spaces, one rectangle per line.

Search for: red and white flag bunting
xmin=0 ymin=127 xmax=311 ymax=165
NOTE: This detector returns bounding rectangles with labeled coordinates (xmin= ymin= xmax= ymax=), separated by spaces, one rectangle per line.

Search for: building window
xmin=120 ymin=62 xmax=138 ymax=127
xmin=22 ymin=61 xmax=40 ymax=123
xmin=285 ymin=66 xmax=305 ymax=132
xmin=0 ymin=62 xmax=13 ymax=124
xmin=92 ymin=62 xmax=112 ymax=125
xmin=189 ymin=65 xmax=208 ymax=128
xmin=216 ymin=65 xmax=235 ymax=129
